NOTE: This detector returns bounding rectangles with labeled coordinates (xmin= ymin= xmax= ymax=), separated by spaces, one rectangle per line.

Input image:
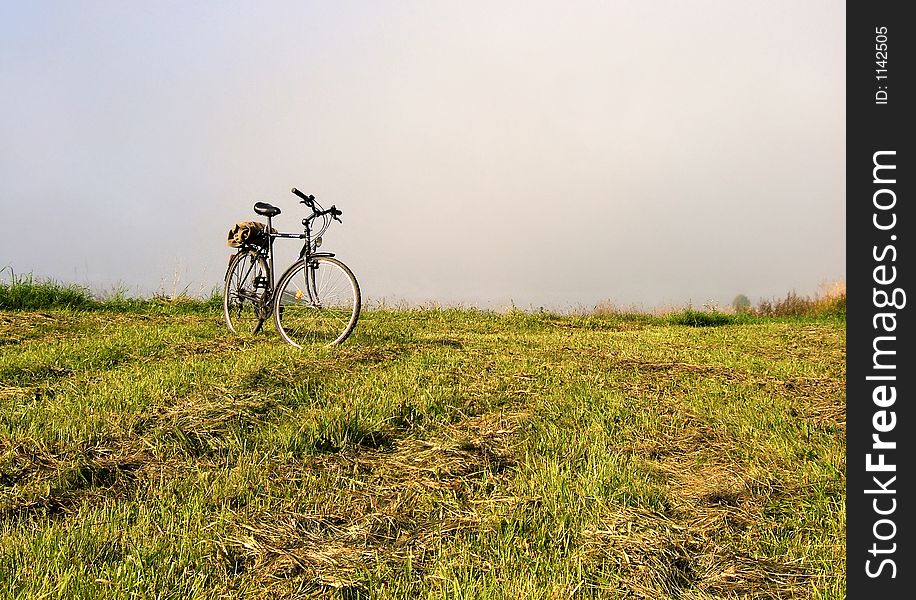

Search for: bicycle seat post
xmin=266 ymin=214 xmax=275 ymax=291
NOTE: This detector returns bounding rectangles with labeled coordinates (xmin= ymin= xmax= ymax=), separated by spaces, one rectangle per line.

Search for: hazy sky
xmin=1 ymin=1 xmax=844 ymax=309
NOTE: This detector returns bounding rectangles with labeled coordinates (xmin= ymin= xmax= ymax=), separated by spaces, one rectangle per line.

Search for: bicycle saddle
xmin=253 ymin=202 xmax=281 ymax=217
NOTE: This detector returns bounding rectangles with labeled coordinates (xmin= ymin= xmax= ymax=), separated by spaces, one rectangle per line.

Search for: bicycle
xmin=223 ymin=188 xmax=361 ymax=347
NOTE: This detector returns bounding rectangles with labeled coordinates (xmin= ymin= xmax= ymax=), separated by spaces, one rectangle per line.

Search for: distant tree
xmin=732 ymin=294 xmax=751 ymax=313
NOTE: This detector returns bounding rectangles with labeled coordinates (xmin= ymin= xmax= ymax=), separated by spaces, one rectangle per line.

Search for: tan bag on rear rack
xmin=227 ymin=221 xmax=273 ymax=248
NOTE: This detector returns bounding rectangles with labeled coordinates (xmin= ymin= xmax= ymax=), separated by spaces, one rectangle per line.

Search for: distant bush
xmin=732 ymin=294 xmax=751 ymax=314
xmin=0 ymin=271 xmax=94 ymax=310
xmin=756 ymin=292 xmax=810 ymax=317
xmin=755 ymin=280 xmax=846 ymax=318
xmin=816 ymin=291 xmax=846 ymax=317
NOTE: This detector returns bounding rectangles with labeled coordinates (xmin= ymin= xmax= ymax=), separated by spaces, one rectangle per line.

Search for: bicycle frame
xmin=259 ymin=214 xmax=335 ymax=303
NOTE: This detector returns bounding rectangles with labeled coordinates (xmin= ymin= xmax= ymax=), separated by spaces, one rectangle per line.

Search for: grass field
xmin=0 ymin=290 xmax=845 ymax=598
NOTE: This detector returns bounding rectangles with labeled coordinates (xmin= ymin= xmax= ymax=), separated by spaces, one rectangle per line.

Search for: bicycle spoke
xmin=223 ymin=250 xmax=268 ymax=335
xmin=274 ymin=257 xmax=360 ymax=347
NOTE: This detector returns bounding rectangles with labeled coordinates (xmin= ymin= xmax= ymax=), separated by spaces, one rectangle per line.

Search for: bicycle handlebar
xmin=291 ymin=187 xmax=315 ymax=206
xmin=292 ymin=188 xmax=343 ymax=223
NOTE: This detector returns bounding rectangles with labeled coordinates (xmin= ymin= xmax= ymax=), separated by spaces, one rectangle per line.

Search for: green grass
xmin=666 ymin=308 xmax=735 ymax=327
xmin=0 ymin=271 xmax=222 ymax=314
xmin=0 ymin=272 xmax=95 ymax=311
xmin=0 ymin=289 xmax=845 ymax=599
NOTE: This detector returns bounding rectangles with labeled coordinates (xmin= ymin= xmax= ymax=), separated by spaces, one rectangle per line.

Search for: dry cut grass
xmin=0 ymin=305 xmax=845 ymax=599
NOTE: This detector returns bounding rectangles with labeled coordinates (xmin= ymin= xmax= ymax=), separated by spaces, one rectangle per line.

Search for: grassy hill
xmin=0 ymin=283 xmax=845 ymax=599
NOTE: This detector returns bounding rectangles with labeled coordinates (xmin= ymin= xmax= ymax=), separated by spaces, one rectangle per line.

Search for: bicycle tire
xmin=273 ymin=256 xmax=360 ymax=347
xmin=223 ymin=249 xmax=271 ymax=335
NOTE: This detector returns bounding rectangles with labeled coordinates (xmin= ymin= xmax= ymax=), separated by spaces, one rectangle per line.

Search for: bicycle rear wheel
xmin=273 ymin=256 xmax=360 ymax=347
xmin=223 ymin=249 xmax=270 ymax=335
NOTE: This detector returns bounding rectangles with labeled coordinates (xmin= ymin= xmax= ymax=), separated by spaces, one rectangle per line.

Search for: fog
xmin=0 ymin=1 xmax=844 ymax=309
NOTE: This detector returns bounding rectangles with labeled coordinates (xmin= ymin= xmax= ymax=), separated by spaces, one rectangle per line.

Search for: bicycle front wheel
xmin=273 ymin=256 xmax=360 ymax=347
xmin=223 ymin=249 xmax=270 ymax=335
